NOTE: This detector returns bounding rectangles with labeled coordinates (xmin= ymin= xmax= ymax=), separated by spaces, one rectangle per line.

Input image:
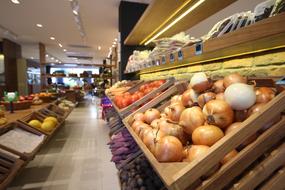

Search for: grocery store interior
xmin=0 ymin=0 xmax=285 ymax=189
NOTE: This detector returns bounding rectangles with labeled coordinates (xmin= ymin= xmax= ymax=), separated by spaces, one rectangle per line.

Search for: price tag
xmin=195 ymin=42 xmax=203 ymax=55
xmin=161 ymin=55 xmax=166 ymax=64
xmin=170 ymin=53 xmax=175 ymax=63
xmin=178 ymin=50 xmax=183 ymax=61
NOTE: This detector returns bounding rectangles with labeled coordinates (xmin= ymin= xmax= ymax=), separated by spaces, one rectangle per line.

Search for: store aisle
xmin=8 ymin=100 xmax=120 ymax=190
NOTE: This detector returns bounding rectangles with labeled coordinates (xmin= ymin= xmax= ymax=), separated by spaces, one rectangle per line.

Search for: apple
xmin=19 ymin=96 xmax=25 ymax=101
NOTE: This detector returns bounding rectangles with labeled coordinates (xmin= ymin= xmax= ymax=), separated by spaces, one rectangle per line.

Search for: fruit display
xmin=113 ymin=79 xmax=166 ymax=109
xmin=128 ymin=72 xmax=279 ymax=165
xmin=108 ymin=128 xmax=140 ymax=168
xmin=58 ymin=100 xmax=76 ymax=111
xmin=32 ymin=95 xmax=43 ymax=105
xmin=105 ymin=80 xmax=138 ymax=96
xmin=119 ymin=156 xmax=165 ymax=190
xmin=28 ymin=116 xmax=58 ymax=132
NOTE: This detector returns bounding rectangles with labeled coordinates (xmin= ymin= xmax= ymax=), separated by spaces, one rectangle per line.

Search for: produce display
xmin=119 ymin=156 xmax=165 ymax=190
xmin=105 ymin=80 xmax=137 ymax=96
xmin=28 ymin=116 xmax=58 ymax=132
xmin=129 ymin=72 xmax=278 ymax=165
xmin=113 ymin=80 xmax=166 ymax=109
xmin=0 ymin=109 xmax=8 ymax=126
xmin=108 ymin=128 xmax=140 ymax=168
xmin=58 ymin=100 xmax=76 ymax=111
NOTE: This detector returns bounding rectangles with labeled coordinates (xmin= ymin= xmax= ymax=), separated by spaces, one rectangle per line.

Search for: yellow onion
xmin=223 ymin=73 xmax=247 ymax=88
xmin=192 ymin=125 xmax=224 ymax=146
xmin=190 ymin=72 xmax=212 ymax=93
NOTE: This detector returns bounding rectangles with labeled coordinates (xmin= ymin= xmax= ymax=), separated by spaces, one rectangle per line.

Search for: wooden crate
xmin=0 ymin=122 xmax=47 ymax=161
xmin=17 ymin=112 xmax=61 ymax=136
xmin=0 ymin=149 xmax=25 ymax=190
xmin=37 ymin=108 xmax=65 ymax=125
xmin=111 ymin=78 xmax=175 ymax=119
xmin=1 ymin=101 xmax=32 ymax=111
xmin=45 ymin=104 xmax=69 ymax=119
xmin=123 ymin=79 xmax=285 ymax=190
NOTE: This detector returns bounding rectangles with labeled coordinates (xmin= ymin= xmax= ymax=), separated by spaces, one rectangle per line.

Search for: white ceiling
xmin=0 ymin=0 xmax=151 ymax=65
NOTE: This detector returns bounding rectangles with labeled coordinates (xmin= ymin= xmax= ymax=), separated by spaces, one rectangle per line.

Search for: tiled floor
xmin=8 ymin=99 xmax=120 ymax=190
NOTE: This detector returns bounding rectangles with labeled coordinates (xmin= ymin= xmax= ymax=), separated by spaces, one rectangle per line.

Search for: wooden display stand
xmin=123 ymin=79 xmax=285 ymax=190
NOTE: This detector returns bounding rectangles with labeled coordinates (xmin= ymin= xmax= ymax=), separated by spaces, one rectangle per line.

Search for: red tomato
xmin=131 ymin=94 xmax=139 ymax=102
xmin=144 ymin=88 xmax=153 ymax=94
xmin=137 ymin=92 xmax=144 ymax=98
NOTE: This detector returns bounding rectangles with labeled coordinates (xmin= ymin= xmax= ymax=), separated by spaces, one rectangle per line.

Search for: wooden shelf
xmin=46 ymin=75 xmax=114 ymax=80
xmin=139 ymin=13 xmax=285 ymax=74
xmin=124 ymin=0 xmax=237 ymax=45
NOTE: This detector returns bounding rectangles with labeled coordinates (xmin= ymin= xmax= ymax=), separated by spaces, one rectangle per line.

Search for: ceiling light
xmin=98 ymin=46 xmax=101 ymax=50
xmin=114 ymin=38 xmax=118 ymax=42
xmin=50 ymin=37 xmax=55 ymax=40
xmin=36 ymin=24 xmax=43 ymax=28
xmin=73 ymin=10 xmax=78 ymax=15
xmin=112 ymin=44 xmax=115 ymax=47
xmin=30 ymin=57 xmax=34 ymax=59
xmin=144 ymin=0 xmax=205 ymax=45
xmin=56 ymin=59 xmax=59 ymax=62
xmin=63 ymin=49 xmax=67 ymax=52
xmin=11 ymin=0 xmax=20 ymax=4
xmin=59 ymin=61 xmax=62 ymax=63
xmin=58 ymin=43 xmax=63 ymax=47
xmin=51 ymin=57 xmax=54 ymax=60
xmin=113 ymin=42 xmax=117 ymax=45
xmin=109 ymin=47 xmax=112 ymax=50
xmin=45 ymin=54 xmax=49 ymax=57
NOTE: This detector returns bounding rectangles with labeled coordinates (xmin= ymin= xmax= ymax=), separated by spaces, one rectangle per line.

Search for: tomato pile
xmin=130 ymin=72 xmax=277 ymax=165
xmin=114 ymin=80 xmax=166 ymax=109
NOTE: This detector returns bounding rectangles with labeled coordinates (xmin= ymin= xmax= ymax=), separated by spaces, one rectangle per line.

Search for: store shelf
xmin=139 ymin=13 xmax=285 ymax=74
xmin=124 ymin=0 xmax=237 ymax=45
xmin=46 ymin=75 xmax=114 ymax=80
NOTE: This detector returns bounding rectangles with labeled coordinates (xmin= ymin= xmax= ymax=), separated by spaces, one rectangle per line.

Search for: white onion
xmin=225 ymin=83 xmax=256 ymax=110
xmin=190 ymin=72 xmax=211 ymax=93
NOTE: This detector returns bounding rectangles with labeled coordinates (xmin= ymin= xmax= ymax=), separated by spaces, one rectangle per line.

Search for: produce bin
xmin=46 ymin=104 xmax=69 ymax=119
xmin=1 ymin=101 xmax=32 ymax=111
xmin=123 ymin=78 xmax=285 ymax=190
xmin=0 ymin=122 xmax=47 ymax=161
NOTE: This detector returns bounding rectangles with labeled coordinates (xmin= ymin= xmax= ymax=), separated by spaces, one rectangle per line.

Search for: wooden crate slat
xmin=197 ymin=116 xmax=285 ymax=190
xmin=259 ymin=166 xmax=285 ymax=190
xmin=231 ymin=143 xmax=285 ymax=190
xmin=170 ymin=91 xmax=285 ymax=190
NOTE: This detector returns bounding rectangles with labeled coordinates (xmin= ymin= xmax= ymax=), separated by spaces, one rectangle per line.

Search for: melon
xmin=44 ymin=117 xmax=58 ymax=126
xmin=28 ymin=120 xmax=42 ymax=128
xmin=41 ymin=120 xmax=56 ymax=132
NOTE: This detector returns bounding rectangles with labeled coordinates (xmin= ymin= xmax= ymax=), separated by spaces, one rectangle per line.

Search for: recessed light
xmin=112 ymin=44 xmax=115 ymax=47
xmin=63 ymin=49 xmax=67 ymax=52
xmin=36 ymin=24 xmax=43 ymax=28
xmin=98 ymin=46 xmax=101 ymax=50
xmin=30 ymin=57 xmax=34 ymax=59
xmin=45 ymin=54 xmax=49 ymax=57
xmin=51 ymin=57 xmax=54 ymax=60
xmin=113 ymin=42 xmax=117 ymax=45
xmin=56 ymin=59 xmax=59 ymax=62
xmin=58 ymin=43 xmax=63 ymax=47
xmin=59 ymin=61 xmax=62 ymax=63
xmin=50 ymin=37 xmax=55 ymax=40
xmin=114 ymin=38 xmax=118 ymax=41
xmin=11 ymin=0 xmax=20 ymax=4
xmin=73 ymin=10 xmax=78 ymax=15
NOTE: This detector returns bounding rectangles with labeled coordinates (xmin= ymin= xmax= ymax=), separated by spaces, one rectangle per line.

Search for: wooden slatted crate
xmin=0 ymin=122 xmax=47 ymax=161
xmin=37 ymin=108 xmax=65 ymax=125
xmin=123 ymin=79 xmax=285 ymax=190
xmin=111 ymin=78 xmax=175 ymax=119
xmin=45 ymin=104 xmax=69 ymax=119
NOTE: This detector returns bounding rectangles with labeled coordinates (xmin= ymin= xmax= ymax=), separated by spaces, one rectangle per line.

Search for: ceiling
xmin=0 ymin=0 xmax=151 ymax=65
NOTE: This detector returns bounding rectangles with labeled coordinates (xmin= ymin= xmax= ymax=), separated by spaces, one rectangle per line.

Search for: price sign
xmin=170 ymin=53 xmax=175 ymax=63
xmin=161 ymin=55 xmax=166 ymax=64
xmin=178 ymin=50 xmax=183 ymax=61
xmin=195 ymin=42 xmax=203 ymax=55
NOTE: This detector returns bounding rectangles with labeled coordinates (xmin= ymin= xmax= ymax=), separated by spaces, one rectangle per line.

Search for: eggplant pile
xmin=120 ymin=156 xmax=164 ymax=190
xmin=108 ymin=128 xmax=140 ymax=168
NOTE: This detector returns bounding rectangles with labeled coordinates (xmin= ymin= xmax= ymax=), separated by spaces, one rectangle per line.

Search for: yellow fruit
xmin=0 ymin=118 xmax=7 ymax=125
xmin=44 ymin=117 xmax=58 ymax=126
xmin=28 ymin=120 xmax=42 ymax=128
xmin=41 ymin=120 xmax=55 ymax=132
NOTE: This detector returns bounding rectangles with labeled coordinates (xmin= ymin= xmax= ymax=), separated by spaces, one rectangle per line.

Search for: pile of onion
xmin=198 ymin=92 xmax=216 ymax=108
xmin=183 ymin=145 xmax=210 ymax=162
xmin=179 ymin=107 xmax=205 ymax=135
xmin=255 ymin=87 xmax=275 ymax=103
xmin=164 ymin=103 xmax=185 ymax=122
xmin=223 ymin=73 xmax=247 ymax=88
xmin=189 ymin=72 xmax=212 ymax=93
xmin=192 ymin=125 xmax=224 ymax=146
xmin=144 ymin=108 xmax=161 ymax=124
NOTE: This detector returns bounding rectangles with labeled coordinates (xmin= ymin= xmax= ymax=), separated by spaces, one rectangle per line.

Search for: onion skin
xmin=213 ymin=79 xmax=225 ymax=93
xmin=171 ymin=95 xmax=183 ymax=105
xmin=225 ymin=83 xmax=256 ymax=110
xmin=190 ymin=72 xmax=212 ymax=93
xmin=154 ymin=136 xmax=183 ymax=162
xmin=139 ymin=126 xmax=152 ymax=139
xmin=150 ymin=119 xmax=161 ymax=128
xmin=131 ymin=120 xmax=144 ymax=130
xmin=223 ymin=73 xmax=247 ymax=88
xmin=133 ymin=112 xmax=145 ymax=122
xmin=144 ymin=108 xmax=161 ymax=124
xmin=203 ymin=100 xmax=234 ymax=129
xmin=247 ymin=103 xmax=267 ymax=117
xmin=143 ymin=129 xmax=165 ymax=153
xmin=183 ymin=145 xmax=210 ymax=162
xmin=198 ymin=92 xmax=216 ymax=108
xmin=134 ymin=123 xmax=150 ymax=135
xmin=179 ymin=106 xmax=205 ymax=135
xmin=181 ymin=89 xmax=194 ymax=107
xmin=216 ymin=93 xmax=225 ymax=101
xmin=221 ymin=150 xmax=238 ymax=165
xmin=234 ymin=110 xmax=248 ymax=122
xmin=255 ymin=87 xmax=275 ymax=103
xmin=165 ymin=103 xmax=185 ymax=122
xmin=192 ymin=125 xmax=224 ymax=146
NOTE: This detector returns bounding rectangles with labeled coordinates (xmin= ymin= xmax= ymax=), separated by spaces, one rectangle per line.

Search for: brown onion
xmin=225 ymin=122 xmax=257 ymax=147
xmin=190 ymin=72 xmax=212 ymax=93
xmin=165 ymin=103 xmax=185 ymax=122
xmin=171 ymin=95 xmax=183 ymax=105
xmin=150 ymin=119 xmax=161 ymax=128
xmin=221 ymin=150 xmax=238 ymax=165
xmin=192 ymin=125 xmax=224 ymax=146
xmin=203 ymin=100 xmax=234 ymax=129
xmin=247 ymin=103 xmax=267 ymax=117
xmin=255 ymin=87 xmax=275 ymax=103
xmin=216 ymin=93 xmax=225 ymax=101
xmin=144 ymin=108 xmax=161 ymax=124
xmin=133 ymin=112 xmax=145 ymax=122
xmin=183 ymin=145 xmax=210 ymax=162
xmin=143 ymin=129 xmax=165 ymax=153
xmin=181 ymin=89 xmax=194 ymax=107
xmin=223 ymin=73 xmax=247 ymax=88
xmin=158 ymin=120 xmax=189 ymax=145
xmin=131 ymin=120 xmax=144 ymax=130
xmin=234 ymin=110 xmax=248 ymax=122
xmin=154 ymin=136 xmax=183 ymax=162
xmin=134 ymin=123 xmax=150 ymax=135
xmin=179 ymin=106 xmax=205 ymax=135
xmin=139 ymin=126 xmax=153 ymax=140
xmin=213 ymin=79 xmax=225 ymax=93
xmin=198 ymin=92 xmax=216 ymax=108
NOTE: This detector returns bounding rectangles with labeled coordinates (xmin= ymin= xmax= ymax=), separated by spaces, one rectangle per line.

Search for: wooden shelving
xmin=124 ymin=0 xmax=237 ymax=45
xmin=138 ymin=13 xmax=285 ymax=74
xmin=46 ymin=75 xmax=114 ymax=80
